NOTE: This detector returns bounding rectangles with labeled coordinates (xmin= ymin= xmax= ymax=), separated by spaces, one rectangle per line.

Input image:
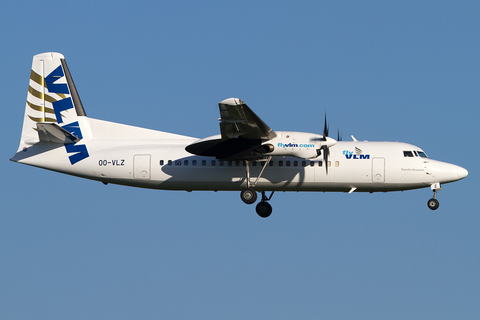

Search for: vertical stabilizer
xmin=16 ymin=52 xmax=89 ymax=152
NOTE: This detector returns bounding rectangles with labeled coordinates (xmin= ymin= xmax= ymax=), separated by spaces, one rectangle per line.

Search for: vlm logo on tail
xmin=46 ymin=65 xmax=89 ymax=165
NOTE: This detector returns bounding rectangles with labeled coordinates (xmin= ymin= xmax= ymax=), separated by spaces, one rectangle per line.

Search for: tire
xmin=240 ymin=188 xmax=257 ymax=204
xmin=256 ymin=202 xmax=272 ymax=218
xmin=427 ymin=198 xmax=439 ymax=210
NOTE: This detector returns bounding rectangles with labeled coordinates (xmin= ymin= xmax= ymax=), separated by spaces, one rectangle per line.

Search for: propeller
xmin=316 ymin=114 xmax=337 ymax=174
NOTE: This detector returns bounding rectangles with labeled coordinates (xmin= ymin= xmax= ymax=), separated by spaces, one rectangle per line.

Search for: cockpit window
xmin=403 ymin=151 xmax=414 ymax=157
xmin=417 ymin=151 xmax=428 ymax=158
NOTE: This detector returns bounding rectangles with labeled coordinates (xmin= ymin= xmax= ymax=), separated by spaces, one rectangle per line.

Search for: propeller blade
xmin=322 ymin=114 xmax=330 ymax=173
xmin=322 ymin=145 xmax=329 ymax=174
xmin=323 ymin=114 xmax=329 ymax=141
xmin=313 ymin=113 xmax=336 ymax=174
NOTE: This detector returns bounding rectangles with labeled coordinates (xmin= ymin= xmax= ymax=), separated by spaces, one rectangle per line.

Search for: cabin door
xmin=372 ymin=158 xmax=385 ymax=182
xmin=134 ymin=154 xmax=151 ymax=180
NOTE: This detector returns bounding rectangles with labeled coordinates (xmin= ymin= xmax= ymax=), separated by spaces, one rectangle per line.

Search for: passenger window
xmin=202 ymin=160 xmax=206 ymax=166
xmin=293 ymin=161 xmax=298 ymax=167
xmin=159 ymin=160 xmax=164 ymax=165
xmin=269 ymin=161 xmax=274 ymax=166
xmin=310 ymin=161 xmax=315 ymax=167
xmin=219 ymin=160 xmax=224 ymax=166
xmin=192 ymin=160 xmax=197 ymax=166
xmin=302 ymin=161 xmax=307 ymax=167
xmin=403 ymin=151 xmax=414 ymax=157
xmin=168 ymin=160 xmax=173 ymax=166
xmin=286 ymin=161 xmax=291 ymax=166
xmin=279 ymin=161 xmax=283 ymax=167
xmin=211 ymin=160 xmax=216 ymax=166
xmin=184 ymin=160 xmax=188 ymax=166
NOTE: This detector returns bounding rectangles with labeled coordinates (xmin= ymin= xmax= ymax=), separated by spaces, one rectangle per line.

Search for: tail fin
xmin=16 ymin=52 xmax=89 ymax=151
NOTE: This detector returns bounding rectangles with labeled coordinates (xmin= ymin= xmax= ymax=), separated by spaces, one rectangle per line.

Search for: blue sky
xmin=1 ymin=1 xmax=478 ymax=319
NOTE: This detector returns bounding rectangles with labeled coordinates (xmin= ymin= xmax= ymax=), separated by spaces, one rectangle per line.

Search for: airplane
xmin=10 ymin=52 xmax=468 ymax=218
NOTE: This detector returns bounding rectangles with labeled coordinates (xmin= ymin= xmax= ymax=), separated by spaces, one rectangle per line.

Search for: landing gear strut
xmin=240 ymin=159 xmax=258 ymax=205
xmin=240 ymin=157 xmax=275 ymax=217
xmin=427 ymin=183 xmax=441 ymax=210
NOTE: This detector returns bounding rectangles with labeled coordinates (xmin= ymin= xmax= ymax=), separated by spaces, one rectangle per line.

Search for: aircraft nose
xmin=456 ymin=166 xmax=468 ymax=180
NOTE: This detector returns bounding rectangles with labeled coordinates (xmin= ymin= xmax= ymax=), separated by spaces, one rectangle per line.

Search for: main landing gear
xmin=255 ymin=191 xmax=274 ymax=218
xmin=240 ymin=157 xmax=274 ymax=217
xmin=240 ymin=188 xmax=274 ymax=217
xmin=240 ymin=187 xmax=257 ymax=204
xmin=427 ymin=183 xmax=441 ymax=210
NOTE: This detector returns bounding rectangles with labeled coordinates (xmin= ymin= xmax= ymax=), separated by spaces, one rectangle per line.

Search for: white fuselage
xmin=12 ymin=117 xmax=466 ymax=194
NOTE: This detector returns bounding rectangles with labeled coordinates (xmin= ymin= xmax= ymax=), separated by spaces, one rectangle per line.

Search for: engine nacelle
xmin=255 ymin=144 xmax=275 ymax=154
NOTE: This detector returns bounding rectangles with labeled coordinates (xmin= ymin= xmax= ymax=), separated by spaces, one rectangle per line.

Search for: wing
xmin=185 ymin=98 xmax=276 ymax=160
xmin=218 ymin=98 xmax=277 ymax=140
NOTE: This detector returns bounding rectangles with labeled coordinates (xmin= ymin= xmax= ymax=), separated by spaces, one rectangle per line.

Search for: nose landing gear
xmin=427 ymin=183 xmax=441 ymax=210
xmin=427 ymin=198 xmax=439 ymax=210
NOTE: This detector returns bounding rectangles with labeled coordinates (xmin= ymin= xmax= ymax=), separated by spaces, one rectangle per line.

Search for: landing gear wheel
xmin=240 ymin=188 xmax=257 ymax=204
xmin=427 ymin=198 xmax=439 ymax=210
xmin=256 ymin=202 xmax=272 ymax=218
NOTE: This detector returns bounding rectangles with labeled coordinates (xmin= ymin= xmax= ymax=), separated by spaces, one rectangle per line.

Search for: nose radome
xmin=457 ymin=166 xmax=468 ymax=179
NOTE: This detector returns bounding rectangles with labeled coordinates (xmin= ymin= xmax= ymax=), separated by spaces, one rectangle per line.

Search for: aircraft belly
xmin=155 ymin=162 xmax=318 ymax=191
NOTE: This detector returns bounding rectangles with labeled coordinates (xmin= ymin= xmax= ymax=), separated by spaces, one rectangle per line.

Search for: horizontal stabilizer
xmin=37 ymin=122 xmax=81 ymax=144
